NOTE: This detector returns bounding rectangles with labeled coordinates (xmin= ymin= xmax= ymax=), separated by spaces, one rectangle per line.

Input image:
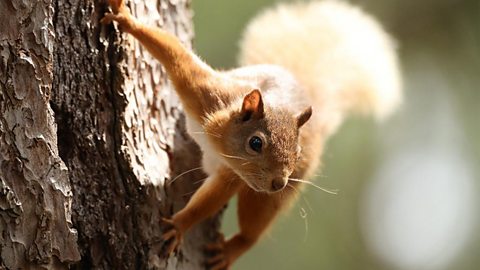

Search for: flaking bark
xmin=0 ymin=0 xmax=219 ymax=269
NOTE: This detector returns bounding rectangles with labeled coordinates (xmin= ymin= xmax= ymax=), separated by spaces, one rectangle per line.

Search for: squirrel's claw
xmin=204 ymin=234 xmax=230 ymax=270
xmin=160 ymin=218 xmax=183 ymax=256
xmin=205 ymin=252 xmax=230 ymax=270
xmin=161 ymin=233 xmax=181 ymax=256
xmin=204 ymin=242 xmax=223 ymax=252
xmin=204 ymin=233 xmax=225 ymax=252
xmin=205 ymin=236 xmax=225 ymax=253
xmin=100 ymin=12 xmax=116 ymax=25
xmin=161 ymin=228 xmax=177 ymax=241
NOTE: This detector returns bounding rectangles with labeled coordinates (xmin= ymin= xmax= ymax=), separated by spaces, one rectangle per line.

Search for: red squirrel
xmin=102 ymin=0 xmax=401 ymax=269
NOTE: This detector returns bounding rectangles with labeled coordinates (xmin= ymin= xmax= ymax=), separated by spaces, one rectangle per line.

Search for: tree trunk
xmin=0 ymin=0 xmax=219 ymax=269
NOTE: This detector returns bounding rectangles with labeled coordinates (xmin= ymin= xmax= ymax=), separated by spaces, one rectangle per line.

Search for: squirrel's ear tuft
xmin=296 ymin=106 xmax=312 ymax=128
xmin=241 ymin=89 xmax=264 ymax=121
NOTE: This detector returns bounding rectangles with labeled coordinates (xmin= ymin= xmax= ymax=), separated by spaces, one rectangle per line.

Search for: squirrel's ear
xmin=296 ymin=106 xmax=312 ymax=128
xmin=241 ymin=89 xmax=264 ymax=121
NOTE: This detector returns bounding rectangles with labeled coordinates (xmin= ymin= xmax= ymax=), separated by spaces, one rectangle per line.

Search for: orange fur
xmin=102 ymin=0 xmax=401 ymax=269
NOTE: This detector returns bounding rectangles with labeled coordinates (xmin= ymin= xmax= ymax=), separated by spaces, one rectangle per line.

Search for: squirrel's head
xmin=204 ymin=89 xmax=312 ymax=193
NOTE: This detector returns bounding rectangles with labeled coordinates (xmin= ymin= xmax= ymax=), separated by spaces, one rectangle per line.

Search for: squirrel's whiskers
xmin=190 ymin=131 xmax=222 ymax=138
xmin=288 ymin=178 xmax=339 ymax=195
xmin=218 ymin=153 xmax=248 ymax=161
xmin=167 ymin=166 xmax=204 ymax=185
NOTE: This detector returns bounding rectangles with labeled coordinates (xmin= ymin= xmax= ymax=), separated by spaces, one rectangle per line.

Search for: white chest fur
xmin=185 ymin=116 xmax=223 ymax=176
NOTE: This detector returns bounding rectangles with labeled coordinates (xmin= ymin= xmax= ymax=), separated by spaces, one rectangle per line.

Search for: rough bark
xmin=0 ymin=0 xmax=218 ymax=269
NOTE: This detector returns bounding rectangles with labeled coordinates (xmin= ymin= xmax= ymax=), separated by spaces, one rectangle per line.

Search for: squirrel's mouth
xmin=244 ymin=180 xmax=262 ymax=192
xmin=242 ymin=177 xmax=270 ymax=193
xmin=243 ymin=179 xmax=285 ymax=194
xmin=235 ymin=169 xmax=286 ymax=193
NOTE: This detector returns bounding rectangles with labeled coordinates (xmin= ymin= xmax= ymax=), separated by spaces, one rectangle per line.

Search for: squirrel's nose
xmin=271 ymin=178 xmax=287 ymax=192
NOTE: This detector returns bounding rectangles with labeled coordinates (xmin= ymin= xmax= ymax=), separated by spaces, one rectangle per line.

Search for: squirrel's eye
xmin=249 ymin=136 xmax=263 ymax=153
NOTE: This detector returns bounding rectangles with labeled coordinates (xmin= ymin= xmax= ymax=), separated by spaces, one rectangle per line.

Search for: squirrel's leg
xmin=206 ymin=184 xmax=298 ymax=269
xmin=162 ymin=167 xmax=243 ymax=255
xmin=102 ymin=0 xmax=217 ymax=120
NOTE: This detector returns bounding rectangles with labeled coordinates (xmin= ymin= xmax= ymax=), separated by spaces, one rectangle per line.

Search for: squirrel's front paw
xmin=160 ymin=218 xmax=183 ymax=256
xmin=204 ymin=234 xmax=232 ymax=270
xmin=101 ymin=12 xmax=137 ymax=33
xmin=102 ymin=0 xmax=136 ymax=33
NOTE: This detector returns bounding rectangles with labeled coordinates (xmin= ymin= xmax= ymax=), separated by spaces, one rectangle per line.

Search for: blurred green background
xmin=192 ymin=0 xmax=480 ymax=269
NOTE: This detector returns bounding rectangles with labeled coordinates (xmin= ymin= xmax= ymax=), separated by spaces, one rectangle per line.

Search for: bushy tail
xmin=239 ymin=1 xmax=401 ymax=120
